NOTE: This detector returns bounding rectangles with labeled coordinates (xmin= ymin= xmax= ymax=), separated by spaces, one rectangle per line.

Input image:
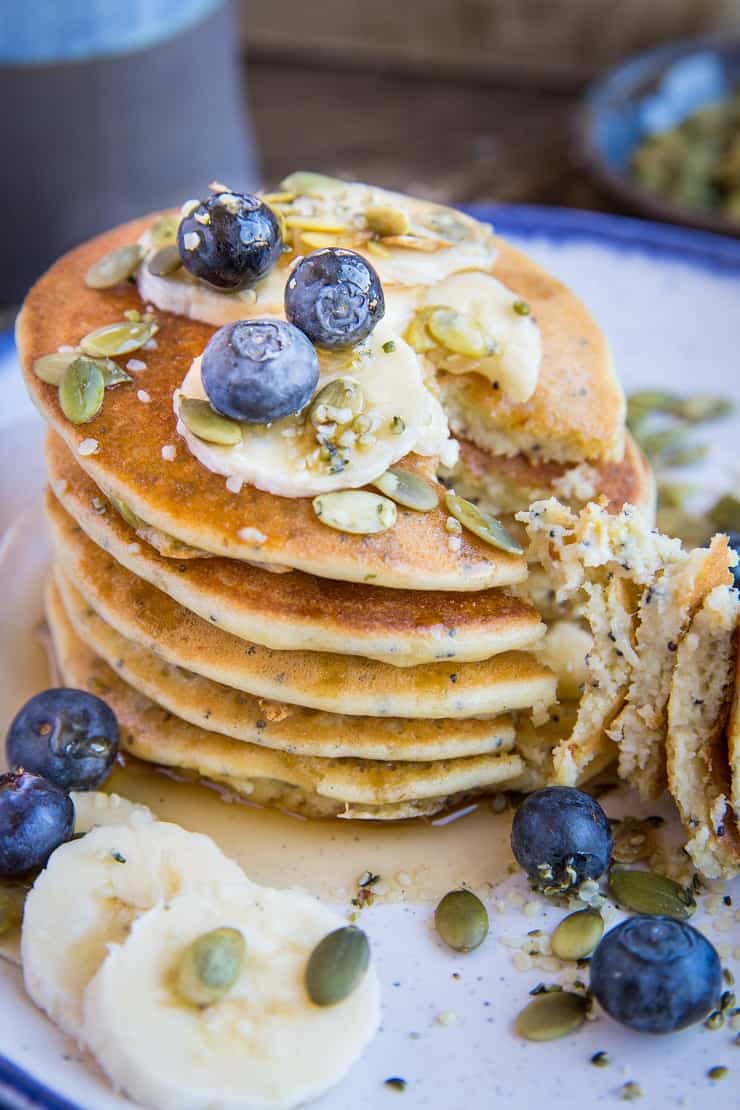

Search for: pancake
xmin=437 ymin=238 xmax=626 ymax=465
xmin=18 ymin=215 xmax=527 ymax=591
xmin=666 ymin=586 xmax=740 ymax=878
xmin=511 ymin=703 xmax=617 ymax=793
xmin=607 ymin=535 xmax=734 ymax=799
xmin=45 ymin=580 xmax=527 ymax=819
xmin=46 ymin=438 xmax=545 ymax=667
xmin=725 ymin=636 xmax=740 ymax=823
xmin=48 ymin=496 xmax=555 ymax=721
xmin=54 ymin=566 xmax=521 ymax=762
xmin=443 ymin=432 xmax=655 ymax=521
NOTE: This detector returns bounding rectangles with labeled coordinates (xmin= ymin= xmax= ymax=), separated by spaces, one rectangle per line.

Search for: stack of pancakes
xmin=16 ymin=178 xmax=734 ymax=855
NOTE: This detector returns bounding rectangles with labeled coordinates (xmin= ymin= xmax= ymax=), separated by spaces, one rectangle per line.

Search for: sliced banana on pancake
xmin=72 ymin=789 xmax=154 ymax=834
xmin=83 ymin=882 xmax=380 ymax=1110
xmin=176 ymin=319 xmax=457 ymax=497
xmin=22 ymin=821 xmax=245 ymax=1038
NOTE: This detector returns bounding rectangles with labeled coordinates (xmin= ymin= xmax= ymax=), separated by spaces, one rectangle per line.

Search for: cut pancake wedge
xmin=46 ymin=437 xmax=544 ymax=668
xmin=46 ymin=580 xmax=527 ymax=819
xmin=666 ymin=586 xmax=740 ymax=879
xmin=54 ymin=566 xmax=523 ymax=763
xmin=47 ymin=493 xmax=555 ymax=721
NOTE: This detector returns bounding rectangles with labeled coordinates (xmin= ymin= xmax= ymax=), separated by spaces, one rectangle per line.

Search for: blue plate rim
xmin=1 ymin=199 xmax=740 ymax=1110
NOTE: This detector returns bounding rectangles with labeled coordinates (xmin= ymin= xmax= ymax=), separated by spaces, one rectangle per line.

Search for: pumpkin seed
xmin=280 ymin=171 xmax=345 ymax=197
xmin=309 ymin=378 xmax=364 ymax=428
xmin=33 ymin=350 xmax=80 ymax=385
xmin=305 ymin=925 xmax=370 ymax=1006
xmin=59 ymin=358 xmax=105 ymax=424
xmin=515 ymin=991 xmax=588 ymax=1041
xmin=148 ymin=244 xmax=183 ymax=278
xmin=427 ymin=307 xmax=490 ymax=359
xmin=445 ymin=492 xmax=523 ymax=554
xmin=175 ymin=926 xmax=245 ymax=1006
xmin=312 ymin=490 xmax=396 ymax=534
xmin=551 ymin=909 xmax=604 ymax=961
xmin=608 ymin=868 xmax=696 ymax=919
xmin=70 ymin=355 xmax=132 ymax=389
xmin=708 ymin=494 xmax=740 ymax=533
xmin=149 ymin=213 xmax=179 ymax=248
xmin=372 ymin=468 xmax=438 ymax=511
xmin=85 ymin=243 xmax=143 ymax=290
xmin=0 ymin=886 xmax=23 ymax=937
xmin=80 ymin=319 xmax=157 ymax=358
xmin=365 ymin=204 xmax=410 ymax=237
xmin=434 ymin=889 xmax=489 ymax=952
xmin=109 ymin=495 xmax=145 ymax=531
xmin=404 ymin=307 xmax=438 ymax=354
xmin=681 ymin=395 xmax=734 ymax=423
xmin=179 ymin=398 xmax=242 ymax=446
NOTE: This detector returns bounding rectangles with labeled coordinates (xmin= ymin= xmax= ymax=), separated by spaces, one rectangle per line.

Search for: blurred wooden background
xmin=240 ymin=0 xmax=740 ymax=208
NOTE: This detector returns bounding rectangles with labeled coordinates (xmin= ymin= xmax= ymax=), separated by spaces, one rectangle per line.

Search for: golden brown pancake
xmin=46 ymin=579 xmax=527 ymax=819
xmin=446 ymin=432 xmax=655 ymax=520
xmin=18 ymin=216 xmax=527 ymax=591
xmin=438 ymin=238 xmax=626 ymax=465
xmin=47 ymin=504 xmax=556 ymax=721
xmin=55 ymin=566 xmax=523 ymax=762
xmin=46 ymin=436 xmax=546 ymax=667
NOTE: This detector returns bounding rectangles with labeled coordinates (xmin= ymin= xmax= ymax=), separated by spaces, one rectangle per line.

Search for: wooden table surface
xmin=246 ymin=58 xmax=616 ymax=212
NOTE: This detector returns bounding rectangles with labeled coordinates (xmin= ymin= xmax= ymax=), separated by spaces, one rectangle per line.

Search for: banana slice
xmin=71 ymin=790 xmax=154 ymax=834
xmin=175 ymin=319 xmax=458 ymax=498
xmin=414 ymin=271 xmax=542 ymax=402
xmin=22 ymin=821 xmax=245 ymax=1039
xmin=83 ymin=882 xmax=380 ymax=1110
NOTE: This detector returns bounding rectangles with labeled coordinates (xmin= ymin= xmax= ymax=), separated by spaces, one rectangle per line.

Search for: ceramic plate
xmin=1 ymin=206 xmax=739 ymax=1110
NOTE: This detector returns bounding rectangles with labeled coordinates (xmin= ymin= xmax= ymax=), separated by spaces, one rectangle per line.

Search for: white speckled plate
xmin=1 ymin=206 xmax=739 ymax=1110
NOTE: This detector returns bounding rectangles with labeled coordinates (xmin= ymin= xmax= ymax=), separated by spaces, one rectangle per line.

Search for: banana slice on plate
xmin=176 ymin=319 xmax=458 ymax=498
xmin=412 ymin=271 xmax=542 ymax=403
xmin=22 ymin=821 xmax=245 ymax=1039
xmin=71 ymin=790 xmax=154 ymax=834
xmin=83 ymin=881 xmax=380 ymax=1110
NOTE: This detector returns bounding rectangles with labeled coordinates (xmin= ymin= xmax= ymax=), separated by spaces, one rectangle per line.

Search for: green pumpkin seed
xmin=179 ymin=398 xmax=242 ymax=446
xmin=434 ymin=889 xmax=489 ymax=953
xmin=109 ymin=495 xmax=145 ymax=531
xmin=608 ymin=868 xmax=696 ymax=919
xmin=33 ymin=350 xmax=80 ymax=385
xmin=67 ymin=355 xmax=132 ymax=390
xmin=175 ymin=926 xmax=245 ymax=1006
xmin=85 ymin=244 xmax=143 ymax=290
xmin=80 ymin=319 xmax=157 ymax=358
xmin=148 ymin=244 xmax=183 ymax=278
xmin=280 ymin=171 xmax=344 ymax=197
xmin=0 ymin=887 xmax=23 ymax=937
xmin=59 ymin=358 xmax=105 ymax=425
xmin=365 ymin=204 xmax=410 ymax=237
xmin=680 ymin=395 xmax=734 ymax=423
xmin=445 ymin=492 xmax=523 ymax=554
xmin=305 ymin=925 xmax=370 ymax=1006
xmin=149 ymin=213 xmax=179 ymax=248
xmin=309 ymin=377 xmax=364 ymax=428
xmin=515 ymin=991 xmax=588 ymax=1041
xmin=313 ymin=490 xmax=396 ymax=534
xmin=551 ymin=909 xmax=604 ymax=961
xmin=427 ymin=307 xmax=490 ymax=359
xmin=404 ymin=307 xmax=438 ymax=354
xmin=372 ymin=468 xmax=438 ymax=511
xmin=709 ymin=494 xmax=740 ymax=533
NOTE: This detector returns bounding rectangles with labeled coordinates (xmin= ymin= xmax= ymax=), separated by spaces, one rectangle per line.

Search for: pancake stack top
xmin=15 ymin=175 xmax=739 ymax=872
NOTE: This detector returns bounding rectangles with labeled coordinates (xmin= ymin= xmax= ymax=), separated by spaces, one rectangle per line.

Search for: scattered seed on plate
xmin=161 ymin=444 xmax=176 ymax=461
xmin=78 ymin=438 xmax=99 ymax=456
xmin=137 ymin=390 xmax=151 ymax=404
xmin=126 ymin=359 xmax=147 ymax=372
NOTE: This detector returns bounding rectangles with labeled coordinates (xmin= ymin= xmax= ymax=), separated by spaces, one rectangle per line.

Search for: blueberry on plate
xmin=284 ymin=248 xmax=384 ymax=349
xmin=201 ymin=318 xmax=319 ymax=424
xmin=511 ymin=785 xmax=612 ymax=892
xmin=177 ymin=191 xmax=282 ymax=291
xmin=590 ymin=915 xmax=721 ymax=1033
xmin=0 ymin=771 xmax=74 ymax=877
xmin=6 ymin=688 xmax=119 ymax=791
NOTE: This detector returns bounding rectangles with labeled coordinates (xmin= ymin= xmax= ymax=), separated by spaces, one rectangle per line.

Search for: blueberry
xmin=590 ymin=916 xmax=722 ymax=1033
xmin=6 ymin=688 xmax=119 ymax=791
xmin=284 ymin=248 xmax=384 ymax=349
xmin=726 ymin=531 xmax=740 ymax=589
xmin=201 ymin=319 xmax=319 ymax=424
xmin=510 ymin=786 xmax=612 ymax=891
xmin=177 ymin=192 xmax=282 ymax=291
xmin=0 ymin=771 xmax=74 ymax=877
